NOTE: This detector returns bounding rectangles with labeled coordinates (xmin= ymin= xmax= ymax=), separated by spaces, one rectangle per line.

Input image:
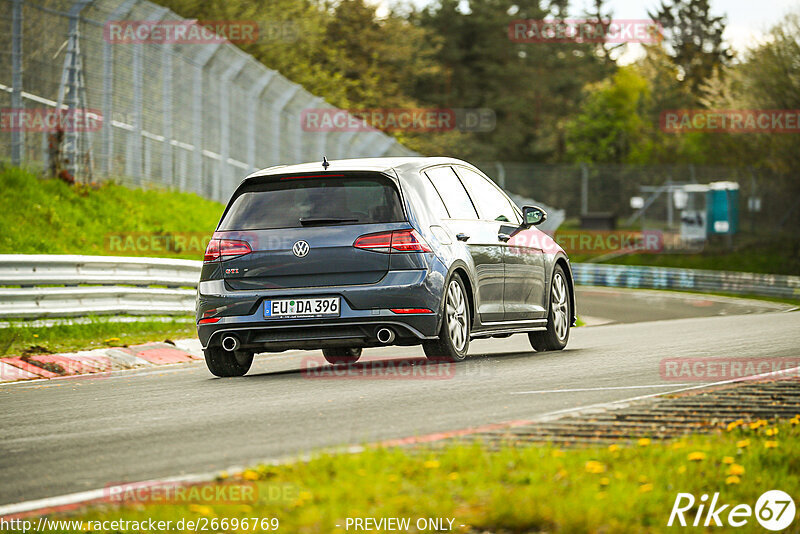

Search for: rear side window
xmin=424 ymin=166 xmax=478 ymax=219
xmin=219 ymin=175 xmax=405 ymax=230
xmin=455 ymin=167 xmax=520 ymax=224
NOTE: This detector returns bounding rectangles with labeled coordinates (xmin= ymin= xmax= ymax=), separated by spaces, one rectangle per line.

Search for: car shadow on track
xmin=209 ymin=349 xmax=585 ymax=380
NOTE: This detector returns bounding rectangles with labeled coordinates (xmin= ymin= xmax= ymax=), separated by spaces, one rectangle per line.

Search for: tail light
xmin=203 ymin=239 xmax=252 ymax=262
xmin=353 ymin=229 xmax=431 ymax=253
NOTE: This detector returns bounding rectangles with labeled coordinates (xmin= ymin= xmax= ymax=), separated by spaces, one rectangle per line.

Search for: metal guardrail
xmin=571 ymin=263 xmax=800 ymax=300
xmin=0 ymin=255 xmax=200 ymax=318
xmin=0 ymin=255 xmax=797 ymax=319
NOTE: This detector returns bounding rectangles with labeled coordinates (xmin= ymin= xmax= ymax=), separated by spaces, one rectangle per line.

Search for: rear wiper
xmin=299 ymin=217 xmax=359 ymax=226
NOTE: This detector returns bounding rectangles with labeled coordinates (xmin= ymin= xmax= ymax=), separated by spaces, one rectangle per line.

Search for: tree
xmin=648 ymin=0 xmax=733 ymax=95
xmin=564 ymin=66 xmax=649 ymax=164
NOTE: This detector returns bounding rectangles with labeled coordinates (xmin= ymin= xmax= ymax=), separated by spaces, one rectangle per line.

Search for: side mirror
xmin=522 ymin=205 xmax=547 ymax=227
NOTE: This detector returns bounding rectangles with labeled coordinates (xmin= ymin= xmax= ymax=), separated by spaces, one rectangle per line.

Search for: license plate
xmin=264 ymin=297 xmax=340 ymax=319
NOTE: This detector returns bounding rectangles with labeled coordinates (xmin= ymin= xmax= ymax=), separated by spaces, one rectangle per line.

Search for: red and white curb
xmin=0 ymin=339 xmax=203 ymax=383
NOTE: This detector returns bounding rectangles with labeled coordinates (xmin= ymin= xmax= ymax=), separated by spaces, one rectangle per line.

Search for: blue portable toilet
xmin=706 ymin=181 xmax=739 ymax=235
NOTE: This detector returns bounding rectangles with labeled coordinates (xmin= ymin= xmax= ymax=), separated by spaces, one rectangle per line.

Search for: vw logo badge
xmin=292 ymin=240 xmax=310 ymax=258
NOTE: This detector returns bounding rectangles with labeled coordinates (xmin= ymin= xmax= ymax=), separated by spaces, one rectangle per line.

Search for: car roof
xmin=245 ymin=157 xmax=474 ymax=180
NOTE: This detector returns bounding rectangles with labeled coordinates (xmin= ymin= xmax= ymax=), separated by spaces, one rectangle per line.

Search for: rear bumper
xmin=196 ymin=268 xmax=444 ymax=350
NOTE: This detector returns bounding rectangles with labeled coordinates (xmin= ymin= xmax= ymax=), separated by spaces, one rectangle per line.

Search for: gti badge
xmin=292 ymin=240 xmax=310 ymax=257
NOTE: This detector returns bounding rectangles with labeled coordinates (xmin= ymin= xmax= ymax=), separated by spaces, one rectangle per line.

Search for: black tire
xmin=322 ymin=347 xmax=362 ymax=365
xmin=529 ymin=264 xmax=571 ymax=352
xmin=423 ymin=274 xmax=470 ymax=362
xmin=204 ymin=347 xmax=254 ymax=377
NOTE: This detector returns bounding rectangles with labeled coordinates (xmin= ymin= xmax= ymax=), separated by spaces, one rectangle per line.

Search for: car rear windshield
xmin=218 ymin=174 xmax=405 ymax=231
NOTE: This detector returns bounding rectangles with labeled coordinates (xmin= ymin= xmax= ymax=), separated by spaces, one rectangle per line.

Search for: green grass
xmin=0 ymin=166 xmax=224 ymax=260
xmin=54 ymin=418 xmax=800 ymax=533
xmin=0 ymin=317 xmax=195 ymax=357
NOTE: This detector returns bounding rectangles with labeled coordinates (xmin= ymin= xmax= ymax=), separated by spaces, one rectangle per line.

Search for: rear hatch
xmin=216 ymin=172 xmax=407 ymax=290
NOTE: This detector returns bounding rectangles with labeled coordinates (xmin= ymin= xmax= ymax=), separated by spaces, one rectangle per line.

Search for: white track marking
xmin=510 ymin=383 xmax=697 ymax=394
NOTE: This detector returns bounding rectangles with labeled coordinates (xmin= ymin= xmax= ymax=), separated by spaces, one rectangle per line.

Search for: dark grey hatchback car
xmin=197 ymin=157 xmax=575 ymax=376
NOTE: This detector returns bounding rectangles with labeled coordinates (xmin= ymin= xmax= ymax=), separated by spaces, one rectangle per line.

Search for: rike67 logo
xmin=668 ymin=490 xmax=795 ymax=530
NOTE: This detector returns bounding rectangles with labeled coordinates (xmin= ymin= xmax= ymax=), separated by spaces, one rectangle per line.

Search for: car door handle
xmin=498 ymin=233 xmax=511 ymax=242
xmin=456 ymin=233 xmax=470 ymax=242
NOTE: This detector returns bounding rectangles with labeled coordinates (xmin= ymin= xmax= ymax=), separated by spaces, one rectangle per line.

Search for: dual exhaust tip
xmin=221 ymin=335 xmax=240 ymax=352
xmin=221 ymin=328 xmax=395 ymax=351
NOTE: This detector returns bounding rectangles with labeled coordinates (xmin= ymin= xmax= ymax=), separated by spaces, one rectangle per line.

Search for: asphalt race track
xmin=1 ymin=287 xmax=797 ymax=507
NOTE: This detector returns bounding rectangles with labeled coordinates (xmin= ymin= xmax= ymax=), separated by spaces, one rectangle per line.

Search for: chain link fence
xmin=0 ymin=0 xmax=416 ymax=203
xmin=474 ymin=162 xmax=799 ymax=233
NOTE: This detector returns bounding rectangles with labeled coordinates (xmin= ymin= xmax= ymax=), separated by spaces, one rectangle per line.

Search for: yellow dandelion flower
xmin=188 ymin=504 xmax=214 ymax=516
xmin=677 ymin=465 xmax=687 ymax=474
xmin=726 ymin=420 xmax=743 ymax=432
xmin=727 ymin=464 xmax=745 ymax=476
xmin=639 ymin=483 xmax=654 ymax=493
xmin=765 ymin=428 xmax=778 ymax=436
xmin=448 ymin=472 xmax=459 ymax=481
xmin=241 ymin=470 xmax=259 ymax=481
xmin=552 ymin=449 xmax=565 ymax=458
xmin=671 ymin=441 xmax=687 ymax=450
xmin=725 ymin=476 xmax=740 ymax=485
xmin=298 ymin=491 xmax=313 ymax=501
xmin=722 ymin=456 xmax=735 ymax=464
xmin=736 ymin=439 xmax=750 ymax=449
xmin=608 ymin=444 xmax=619 ymax=452
xmin=764 ymin=441 xmax=779 ymax=449
xmin=687 ymin=451 xmax=707 ymax=461
xmin=423 ymin=460 xmax=440 ymax=469
xmin=585 ymin=461 xmax=606 ymax=474
xmin=638 ymin=438 xmax=651 ymax=447
xmin=599 ymin=477 xmax=610 ymax=486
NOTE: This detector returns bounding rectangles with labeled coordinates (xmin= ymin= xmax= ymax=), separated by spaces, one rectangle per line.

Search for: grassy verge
xmin=0 ymin=317 xmax=194 ymax=357
xmin=58 ymin=418 xmax=800 ymax=533
xmin=0 ymin=166 xmax=223 ymax=260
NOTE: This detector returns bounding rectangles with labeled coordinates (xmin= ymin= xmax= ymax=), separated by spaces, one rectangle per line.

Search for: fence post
xmin=269 ymin=85 xmax=299 ymax=166
xmin=132 ymin=6 xmax=169 ymax=184
xmin=581 ymin=163 xmax=589 ymax=216
xmin=218 ymin=55 xmax=247 ymax=201
xmin=305 ymin=97 xmax=327 ymax=161
xmin=372 ymin=135 xmax=394 ymax=157
xmin=10 ymin=0 xmax=23 ymax=166
xmin=192 ymin=43 xmax=220 ymax=197
xmin=161 ymin=41 xmax=173 ymax=187
xmin=334 ymin=132 xmax=357 ymax=160
xmin=246 ymin=70 xmax=276 ymax=173
xmin=102 ymin=0 xmax=139 ymax=177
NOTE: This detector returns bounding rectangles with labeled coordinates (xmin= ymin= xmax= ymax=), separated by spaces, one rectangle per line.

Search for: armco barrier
xmin=0 ymin=255 xmax=200 ymax=319
xmin=571 ymin=263 xmax=800 ymax=300
xmin=0 ymin=255 xmax=797 ymax=319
